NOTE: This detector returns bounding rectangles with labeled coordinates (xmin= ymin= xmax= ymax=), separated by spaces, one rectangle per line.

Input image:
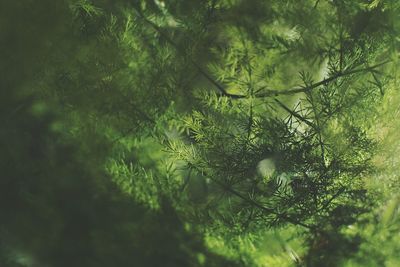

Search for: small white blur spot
xmin=257 ymin=158 xmax=276 ymax=178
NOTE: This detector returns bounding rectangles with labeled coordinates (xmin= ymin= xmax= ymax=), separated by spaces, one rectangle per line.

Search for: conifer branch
xmin=188 ymin=165 xmax=314 ymax=230
xmin=274 ymin=98 xmax=315 ymax=128
xmin=305 ymin=90 xmax=327 ymax=168
xmin=132 ymin=7 xmax=240 ymax=98
xmin=318 ymin=187 xmax=346 ymax=212
xmin=133 ymin=7 xmax=391 ymax=102
xmin=218 ymin=59 xmax=392 ymax=99
xmin=211 ymin=176 xmax=314 ymax=229
xmin=251 ymin=59 xmax=392 ymax=98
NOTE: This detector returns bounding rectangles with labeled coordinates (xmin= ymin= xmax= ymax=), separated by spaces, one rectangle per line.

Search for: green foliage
xmin=1 ymin=0 xmax=400 ymax=266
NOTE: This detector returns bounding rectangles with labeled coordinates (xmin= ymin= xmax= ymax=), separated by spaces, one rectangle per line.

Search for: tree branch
xmin=252 ymin=60 xmax=392 ymax=98
xmin=212 ymin=176 xmax=314 ymax=229
xmin=132 ymin=8 xmax=239 ymax=98
xmin=188 ymin=165 xmax=314 ymax=230
xmin=274 ymin=98 xmax=315 ymax=128
xmin=133 ymin=7 xmax=391 ymax=101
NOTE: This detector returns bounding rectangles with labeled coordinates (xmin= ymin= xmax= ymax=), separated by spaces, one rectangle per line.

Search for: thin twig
xmin=274 ymin=98 xmax=315 ymax=128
